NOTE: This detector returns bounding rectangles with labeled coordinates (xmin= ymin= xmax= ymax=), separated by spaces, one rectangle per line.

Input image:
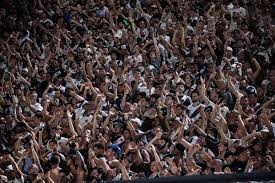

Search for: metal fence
xmin=110 ymin=172 xmax=275 ymax=183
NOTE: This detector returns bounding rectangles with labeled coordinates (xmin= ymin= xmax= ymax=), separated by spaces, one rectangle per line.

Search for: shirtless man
xmin=49 ymin=155 xmax=63 ymax=183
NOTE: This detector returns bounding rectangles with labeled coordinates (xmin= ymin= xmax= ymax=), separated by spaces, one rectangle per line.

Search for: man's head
xmin=4 ymin=165 xmax=16 ymax=180
xmin=240 ymin=79 xmax=247 ymax=90
xmin=99 ymin=0 xmax=105 ymax=8
xmin=106 ymin=144 xmax=121 ymax=159
xmin=130 ymin=118 xmax=142 ymax=129
xmin=134 ymin=69 xmax=141 ymax=80
xmin=224 ymin=152 xmax=235 ymax=164
xmin=50 ymin=155 xmax=60 ymax=168
xmin=240 ymin=95 xmax=249 ymax=108
xmin=174 ymin=104 xmax=186 ymax=116
xmin=248 ymin=93 xmax=258 ymax=106
xmin=225 ymin=46 xmax=233 ymax=57
xmin=28 ymin=164 xmax=39 ymax=180
xmin=202 ymin=46 xmax=210 ymax=57
xmin=191 ymin=91 xmax=199 ymax=103
xmin=113 ymin=121 xmax=124 ymax=134
xmin=210 ymin=89 xmax=220 ymax=103
xmin=197 ymin=136 xmax=205 ymax=147
xmin=94 ymin=143 xmax=105 ymax=157
xmin=165 ymin=95 xmax=174 ymax=106
xmin=49 ymin=139 xmax=58 ymax=151
xmin=30 ymin=91 xmax=38 ymax=103
xmin=149 ymin=51 xmax=156 ymax=59
xmin=236 ymin=146 xmax=250 ymax=162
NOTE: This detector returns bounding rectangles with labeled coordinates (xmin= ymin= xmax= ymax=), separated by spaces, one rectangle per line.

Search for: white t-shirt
xmin=187 ymin=103 xmax=205 ymax=121
xmin=231 ymin=7 xmax=246 ymax=17
xmin=128 ymin=54 xmax=142 ymax=65
xmin=136 ymin=28 xmax=149 ymax=39
xmin=271 ymin=123 xmax=275 ymax=136
xmin=46 ymin=137 xmax=68 ymax=152
xmin=221 ymin=56 xmax=238 ymax=68
xmin=26 ymin=102 xmax=43 ymax=117
xmin=8 ymin=177 xmax=24 ymax=183
xmin=79 ymin=115 xmax=93 ymax=128
xmin=31 ymin=102 xmax=43 ymax=112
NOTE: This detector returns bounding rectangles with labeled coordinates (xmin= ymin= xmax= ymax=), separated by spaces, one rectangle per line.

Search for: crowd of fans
xmin=0 ymin=0 xmax=274 ymax=182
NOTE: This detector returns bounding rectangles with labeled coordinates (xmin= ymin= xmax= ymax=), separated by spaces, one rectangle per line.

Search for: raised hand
xmin=155 ymin=131 xmax=162 ymax=140
xmin=67 ymin=110 xmax=73 ymax=118
xmin=124 ymin=83 xmax=131 ymax=94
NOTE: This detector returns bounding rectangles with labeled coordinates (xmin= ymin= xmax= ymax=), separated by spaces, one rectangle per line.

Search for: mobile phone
xmin=113 ymin=136 xmax=125 ymax=145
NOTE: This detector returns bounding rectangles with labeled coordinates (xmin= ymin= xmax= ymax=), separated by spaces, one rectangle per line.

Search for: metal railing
xmin=110 ymin=172 xmax=275 ymax=183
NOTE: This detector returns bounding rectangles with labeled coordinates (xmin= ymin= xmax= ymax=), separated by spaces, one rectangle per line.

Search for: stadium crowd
xmin=0 ymin=0 xmax=275 ymax=182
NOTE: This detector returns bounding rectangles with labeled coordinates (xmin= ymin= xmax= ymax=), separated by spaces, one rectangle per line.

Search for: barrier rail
xmin=110 ymin=172 xmax=275 ymax=183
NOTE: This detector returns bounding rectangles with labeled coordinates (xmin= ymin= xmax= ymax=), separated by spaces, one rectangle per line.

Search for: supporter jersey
xmin=188 ymin=103 xmax=205 ymax=121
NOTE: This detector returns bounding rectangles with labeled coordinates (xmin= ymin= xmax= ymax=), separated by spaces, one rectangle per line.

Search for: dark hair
xmin=50 ymin=155 xmax=60 ymax=166
xmin=94 ymin=143 xmax=105 ymax=150
xmin=224 ymin=152 xmax=234 ymax=159
xmin=175 ymin=104 xmax=186 ymax=111
xmin=49 ymin=139 xmax=58 ymax=145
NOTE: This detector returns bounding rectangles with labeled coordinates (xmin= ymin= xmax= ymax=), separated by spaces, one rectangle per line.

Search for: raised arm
xmin=150 ymin=144 xmax=163 ymax=172
xmin=30 ymin=140 xmax=43 ymax=173
xmin=153 ymin=35 xmax=161 ymax=59
xmin=206 ymin=38 xmax=217 ymax=59
xmin=228 ymin=77 xmax=243 ymax=99
xmin=7 ymin=155 xmax=24 ymax=176
xmin=250 ymin=58 xmax=261 ymax=84
xmin=144 ymin=132 xmax=162 ymax=150
xmin=67 ymin=110 xmax=78 ymax=137
xmin=120 ymin=160 xmax=130 ymax=180
xmin=120 ymin=83 xmax=130 ymax=110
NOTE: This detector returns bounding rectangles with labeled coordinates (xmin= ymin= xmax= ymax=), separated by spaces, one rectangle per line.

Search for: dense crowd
xmin=0 ymin=0 xmax=275 ymax=182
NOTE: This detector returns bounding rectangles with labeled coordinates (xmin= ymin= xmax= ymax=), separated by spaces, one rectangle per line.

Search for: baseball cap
xmin=130 ymin=118 xmax=143 ymax=126
xmin=260 ymin=127 xmax=269 ymax=133
xmin=246 ymin=86 xmax=257 ymax=95
xmin=109 ymin=144 xmax=122 ymax=159
xmin=22 ymin=68 xmax=29 ymax=73
xmin=5 ymin=165 xmax=13 ymax=171
xmin=226 ymin=46 xmax=233 ymax=52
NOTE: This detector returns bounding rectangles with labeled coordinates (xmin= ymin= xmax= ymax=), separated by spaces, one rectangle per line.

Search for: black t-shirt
xmin=0 ymin=123 xmax=8 ymax=138
xmin=0 ymin=123 xmax=11 ymax=144
xmin=205 ymin=135 xmax=219 ymax=157
xmin=229 ymin=160 xmax=247 ymax=173
xmin=266 ymin=83 xmax=275 ymax=98
xmin=41 ymin=152 xmax=66 ymax=172
xmin=215 ymin=46 xmax=224 ymax=66
xmin=111 ymin=134 xmax=122 ymax=144
xmin=130 ymin=162 xmax=150 ymax=177
xmin=79 ymin=148 xmax=89 ymax=163
xmin=31 ymin=79 xmax=49 ymax=98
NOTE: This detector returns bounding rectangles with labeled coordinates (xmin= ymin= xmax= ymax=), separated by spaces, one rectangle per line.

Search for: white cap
xmin=6 ymin=165 xmax=13 ymax=171
xmin=260 ymin=127 xmax=269 ymax=133
xmin=226 ymin=46 xmax=233 ymax=52
xmin=148 ymin=65 xmax=156 ymax=70
xmin=22 ymin=68 xmax=29 ymax=73
xmin=114 ymin=33 xmax=122 ymax=39
xmin=130 ymin=118 xmax=142 ymax=126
